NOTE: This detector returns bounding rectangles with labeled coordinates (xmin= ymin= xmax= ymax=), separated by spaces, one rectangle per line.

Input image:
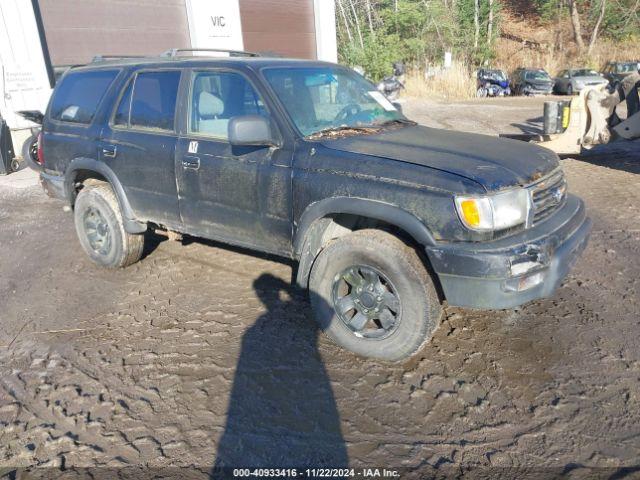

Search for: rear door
xmin=100 ymin=69 xmax=182 ymax=227
xmin=175 ymin=68 xmax=293 ymax=256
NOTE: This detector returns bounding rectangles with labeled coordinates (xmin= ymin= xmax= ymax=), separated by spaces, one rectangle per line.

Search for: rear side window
xmin=50 ymin=70 xmax=118 ymax=124
xmin=114 ymin=71 xmax=180 ymax=131
xmin=114 ymin=80 xmax=133 ymax=127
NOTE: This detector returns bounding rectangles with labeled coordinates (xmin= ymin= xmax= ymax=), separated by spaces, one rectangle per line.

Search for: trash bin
xmin=543 ymin=101 xmax=571 ymax=135
xmin=0 ymin=116 xmax=16 ymax=175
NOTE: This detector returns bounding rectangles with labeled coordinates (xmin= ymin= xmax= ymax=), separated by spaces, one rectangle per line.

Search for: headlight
xmin=455 ymin=189 xmax=530 ymax=231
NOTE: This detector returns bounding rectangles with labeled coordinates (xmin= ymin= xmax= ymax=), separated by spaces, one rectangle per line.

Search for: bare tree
xmin=348 ymin=0 xmax=364 ymax=49
xmin=473 ymin=0 xmax=479 ymax=48
xmin=588 ymin=0 xmax=608 ymax=54
xmin=365 ymin=0 xmax=375 ymax=36
xmin=568 ymin=0 xmax=585 ymax=52
xmin=487 ymin=0 xmax=495 ymax=45
xmin=336 ymin=0 xmax=353 ymax=44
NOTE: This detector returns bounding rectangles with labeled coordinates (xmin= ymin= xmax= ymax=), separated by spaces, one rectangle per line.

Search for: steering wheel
xmin=334 ymin=103 xmax=362 ymax=122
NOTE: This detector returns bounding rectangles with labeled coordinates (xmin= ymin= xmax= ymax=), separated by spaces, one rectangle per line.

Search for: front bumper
xmin=426 ymin=194 xmax=591 ymax=309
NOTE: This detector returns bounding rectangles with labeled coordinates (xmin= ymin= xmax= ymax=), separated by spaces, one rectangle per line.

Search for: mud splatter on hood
xmin=321 ymin=124 xmax=559 ymax=191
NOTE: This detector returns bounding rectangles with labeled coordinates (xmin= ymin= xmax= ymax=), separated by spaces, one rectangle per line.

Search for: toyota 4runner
xmin=33 ymin=50 xmax=591 ymax=361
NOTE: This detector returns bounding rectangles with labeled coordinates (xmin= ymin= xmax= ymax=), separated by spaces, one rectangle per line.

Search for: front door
xmin=100 ymin=69 xmax=182 ymax=227
xmin=176 ymin=69 xmax=292 ymax=256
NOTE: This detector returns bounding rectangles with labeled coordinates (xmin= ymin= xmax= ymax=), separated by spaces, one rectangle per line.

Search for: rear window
xmin=117 ymin=70 xmax=181 ymax=131
xmin=50 ymin=70 xmax=118 ymax=124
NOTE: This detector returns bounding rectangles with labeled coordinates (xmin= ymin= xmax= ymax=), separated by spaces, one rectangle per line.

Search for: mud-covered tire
xmin=308 ymin=229 xmax=442 ymax=362
xmin=74 ymin=183 xmax=144 ymax=268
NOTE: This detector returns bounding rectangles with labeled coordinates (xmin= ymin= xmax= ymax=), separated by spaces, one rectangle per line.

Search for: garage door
xmin=239 ymin=0 xmax=317 ymax=59
xmin=38 ymin=0 xmax=191 ymax=66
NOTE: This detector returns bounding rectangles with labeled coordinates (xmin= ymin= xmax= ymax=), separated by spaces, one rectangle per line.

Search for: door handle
xmin=102 ymin=145 xmax=117 ymax=158
xmin=182 ymin=156 xmax=200 ymax=170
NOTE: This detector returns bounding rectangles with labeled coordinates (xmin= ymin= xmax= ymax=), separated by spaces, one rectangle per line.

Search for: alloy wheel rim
xmin=331 ymin=265 xmax=401 ymax=340
xmin=83 ymin=207 xmax=111 ymax=256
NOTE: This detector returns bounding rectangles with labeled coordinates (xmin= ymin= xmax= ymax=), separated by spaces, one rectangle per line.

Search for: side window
xmin=113 ymin=79 xmax=133 ymax=126
xmin=50 ymin=70 xmax=118 ymax=124
xmin=189 ymin=71 xmax=266 ymax=139
xmin=128 ymin=71 xmax=181 ymax=131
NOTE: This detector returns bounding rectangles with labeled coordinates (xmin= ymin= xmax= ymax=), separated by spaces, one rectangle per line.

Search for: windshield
xmin=573 ymin=69 xmax=599 ymax=77
xmin=263 ymin=67 xmax=405 ymax=136
xmin=484 ymin=70 xmax=507 ymax=81
xmin=616 ymin=62 xmax=639 ymax=73
xmin=525 ymin=70 xmax=551 ymax=81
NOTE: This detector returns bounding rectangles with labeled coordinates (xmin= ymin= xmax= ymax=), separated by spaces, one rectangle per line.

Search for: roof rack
xmin=91 ymin=55 xmax=146 ymax=63
xmin=160 ymin=48 xmax=260 ymax=58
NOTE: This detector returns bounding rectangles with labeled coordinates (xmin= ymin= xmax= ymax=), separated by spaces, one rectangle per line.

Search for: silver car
xmin=554 ymin=69 xmax=608 ymax=95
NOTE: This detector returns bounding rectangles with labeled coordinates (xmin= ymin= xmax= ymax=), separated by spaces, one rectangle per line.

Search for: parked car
xmin=33 ymin=51 xmax=591 ymax=361
xmin=476 ymin=68 xmax=511 ymax=97
xmin=554 ymin=68 xmax=608 ymax=95
xmin=601 ymin=61 xmax=640 ymax=89
xmin=511 ymin=68 xmax=555 ymax=96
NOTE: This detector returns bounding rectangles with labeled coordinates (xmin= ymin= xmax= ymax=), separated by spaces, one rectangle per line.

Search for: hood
xmin=527 ymin=79 xmax=554 ymax=88
xmin=575 ymin=75 xmax=607 ymax=83
xmin=320 ymin=125 xmax=559 ymax=191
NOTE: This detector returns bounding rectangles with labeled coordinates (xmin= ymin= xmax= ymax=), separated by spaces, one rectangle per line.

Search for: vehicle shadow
xmin=509 ymin=115 xmax=544 ymax=134
xmin=140 ymin=230 xmax=169 ymax=261
xmin=572 ymin=148 xmax=640 ymax=175
xmin=211 ymin=273 xmax=348 ymax=476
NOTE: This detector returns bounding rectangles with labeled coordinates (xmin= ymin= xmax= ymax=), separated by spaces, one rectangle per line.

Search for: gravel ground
xmin=1 ymin=96 xmax=639 ymax=478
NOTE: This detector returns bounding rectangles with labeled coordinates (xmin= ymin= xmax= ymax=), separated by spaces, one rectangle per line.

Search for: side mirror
xmin=228 ymin=115 xmax=275 ymax=147
xmin=392 ymin=102 xmax=403 ymax=113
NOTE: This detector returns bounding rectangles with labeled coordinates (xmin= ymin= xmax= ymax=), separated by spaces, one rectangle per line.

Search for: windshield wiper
xmin=307 ymin=125 xmax=377 ymax=139
xmin=376 ymin=118 xmax=417 ymax=127
xmin=307 ymin=119 xmax=417 ymax=139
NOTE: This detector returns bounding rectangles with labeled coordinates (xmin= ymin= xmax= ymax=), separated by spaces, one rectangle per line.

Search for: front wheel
xmin=308 ymin=229 xmax=442 ymax=361
xmin=74 ymin=183 xmax=144 ymax=268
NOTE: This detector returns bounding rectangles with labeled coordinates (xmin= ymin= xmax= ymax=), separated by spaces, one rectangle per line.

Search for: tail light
xmin=36 ymin=131 xmax=44 ymax=165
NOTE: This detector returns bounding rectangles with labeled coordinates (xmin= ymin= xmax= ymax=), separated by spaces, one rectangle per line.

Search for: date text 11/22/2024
xmin=230 ymin=468 xmax=400 ymax=477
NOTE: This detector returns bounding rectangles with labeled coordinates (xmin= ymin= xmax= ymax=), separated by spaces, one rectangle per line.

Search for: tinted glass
xmin=50 ymin=70 xmax=118 ymax=124
xmin=114 ymin=79 xmax=133 ymax=126
xmin=129 ymin=71 xmax=181 ymax=131
xmin=574 ymin=69 xmax=599 ymax=77
xmin=525 ymin=70 xmax=551 ymax=81
xmin=189 ymin=71 xmax=266 ymax=139
xmin=264 ymin=67 xmax=404 ymax=136
xmin=616 ymin=63 xmax=639 ymax=73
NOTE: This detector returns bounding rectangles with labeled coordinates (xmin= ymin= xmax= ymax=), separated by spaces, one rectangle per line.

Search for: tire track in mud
xmin=1 ymin=153 xmax=640 ymax=472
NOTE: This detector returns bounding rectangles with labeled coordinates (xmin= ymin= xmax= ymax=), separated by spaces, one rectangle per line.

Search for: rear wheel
xmin=74 ymin=183 xmax=144 ymax=268
xmin=308 ymin=229 xmax=442 ymax=361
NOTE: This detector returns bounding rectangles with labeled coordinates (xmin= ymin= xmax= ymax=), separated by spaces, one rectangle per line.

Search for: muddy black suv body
xmin=35 ymin=52 xmax=591 ymax=360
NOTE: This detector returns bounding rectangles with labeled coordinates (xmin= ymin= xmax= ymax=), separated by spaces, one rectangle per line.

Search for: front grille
xmin=528 ymin=169 xmax=567 ymax=225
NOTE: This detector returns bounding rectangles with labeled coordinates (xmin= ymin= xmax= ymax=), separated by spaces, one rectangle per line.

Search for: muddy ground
xmin=1 ymin=96 xmax=639 ymax=478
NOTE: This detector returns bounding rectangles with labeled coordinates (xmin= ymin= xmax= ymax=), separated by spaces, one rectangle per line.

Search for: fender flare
xmin=65 ymin=157 xmax=147 ymax=233
xmin=293 ymin=197 xmax=436 ymax=288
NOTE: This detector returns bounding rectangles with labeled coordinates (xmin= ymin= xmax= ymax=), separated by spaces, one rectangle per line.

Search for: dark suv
xmin=511 ymin=68 xmax=555 ymax=96
xmin=601 ymin=61 xmax=640 ymax=89
xmin=35 ymin=51 xmax=591 ymax=361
